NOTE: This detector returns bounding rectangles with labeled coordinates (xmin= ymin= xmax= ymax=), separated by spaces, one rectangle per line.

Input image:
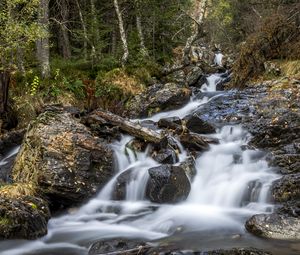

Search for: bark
xmin=183 ymin=0 xmax=208 ymax=65
xmin=36 ymin=0 xmax=50 ymax=79
xmin=75 ymin=0 xmax=95 ymax=59
xmin=114 ymin=0 xmax=129 ymax=65
xmin=58 ymin=0 xmax=71 ymax=59
xmin=87 ymin=109 xmax=163 ymax=143
xmin=135 ymin=1 xmax=148 ymax=56
xmin=86 ymin=109 xmax=218 ymax=147
xmin=0 ymin=71 xmax=10 ymax=115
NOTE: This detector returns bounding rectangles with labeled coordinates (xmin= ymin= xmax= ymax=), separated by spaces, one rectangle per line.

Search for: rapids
xmin=1 ymin=70 xmax=297 ymax=255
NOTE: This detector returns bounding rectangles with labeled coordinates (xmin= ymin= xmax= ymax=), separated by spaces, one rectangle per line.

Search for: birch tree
xmin=114 ymin=0 xmax=129 ymax=65
xmin=36 ymin=0 xmax=50 ymax=78
xmin=183 ymin=0 xmax=208 ymax=65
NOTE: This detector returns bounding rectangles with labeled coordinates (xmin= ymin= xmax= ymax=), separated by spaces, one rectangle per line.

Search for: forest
xmin=0 ymin=0 xmax=299 ymax=255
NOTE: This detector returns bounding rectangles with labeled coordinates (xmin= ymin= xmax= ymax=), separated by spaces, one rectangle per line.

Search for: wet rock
xmin=160 ymin=136 xmax=181 ymax=151
xmin=126 ymin=83 xmax=191 ymax=118
xmin=185 ymin=114 xmax=216 ymax=134
xmin=0 ymin=195 xmax=50 ymax=239
xmin=179 ymin=133 xmax=211 ymax=151
xmin=12 ymin=110 xmax=114 ymax=208
xmin=246 ymin=213 xmax=300 ymax=240
xmin=0 ymin=153 xmax=17 ymax=183
xmin=88 ymin=238 xmax=149 ymax=255
xmin=272 ymin=174 xmax=300 ymax=202
xmin=112 ymin=168 xmax=135 ymax=200
xmin=178 ymin=156 xmax=197 ymax=181
xmin=158 ymin=117 xmax=182 ymax=131
xmin=153 ymin=148 xmax=178 ymax=164
xmin=205 ymin=248 xmax=272 ymax=255
xmin=146 ymin=165 xmax=191 ymax=203
xmin=186 ymin=66 xmax=205 ymax=87
xmin=0 ymin=129 xmax=25 ymax=155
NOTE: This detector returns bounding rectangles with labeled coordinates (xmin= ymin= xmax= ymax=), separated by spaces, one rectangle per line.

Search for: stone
xmin=0 ymin=195 xmax=50 ymax=240
xmin=185 ymin=114 xmax=216 ymax=134
xmin=272 ymin=174 xmax=300 ymax=202
xmin=246 ymin=213 xmax=300 ymax=240
xmin=88 ymin=238 xmax=149 ymax=255
xmin=12 ymin=110 xmax=114 ymax=208
xmin=146 ymin=165 xmax=191 ymax=203
xmin=126 ymin=83 xmax=191 ymax=118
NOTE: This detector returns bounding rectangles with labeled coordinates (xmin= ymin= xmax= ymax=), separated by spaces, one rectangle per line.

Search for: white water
xmin=0 ymin=69 xmax=280 ymax=255
xmin=214 ymin=53 xmax=224 ymax=66
xmin=0 ymin=146 xmax=20 ymax=166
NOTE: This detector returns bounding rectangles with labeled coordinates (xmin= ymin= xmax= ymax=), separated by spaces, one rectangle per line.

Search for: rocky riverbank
xmin=0 ymin=52 xmax=299 ymax=254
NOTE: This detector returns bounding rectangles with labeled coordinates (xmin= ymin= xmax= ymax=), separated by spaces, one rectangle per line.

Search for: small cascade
xmin=0 ymin=73 xmax=281 ymax=255
xmin=214 ymin=52 xmax=224 ymax=66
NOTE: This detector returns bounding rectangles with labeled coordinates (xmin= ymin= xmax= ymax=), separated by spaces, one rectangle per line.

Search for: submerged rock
xmin=0 ymin=195 xmax=50 ymax=239
xmin=246 ymin=213 xmax=300 ymax=240
xmin=126 ymin=83 xmax=191 ymax=118
xmin=12 ymin=110 xmax=114 ymax=208
xmin=146 ymin=165 xmax=191 ymax=203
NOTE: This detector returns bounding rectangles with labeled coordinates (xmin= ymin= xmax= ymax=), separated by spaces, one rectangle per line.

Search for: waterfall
xmin=0 ymin=69 xmax=280 ymax=255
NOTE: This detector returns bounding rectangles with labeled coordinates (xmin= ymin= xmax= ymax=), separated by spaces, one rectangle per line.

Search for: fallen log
xmin=87 ymin=109 xmax=163 ymax=144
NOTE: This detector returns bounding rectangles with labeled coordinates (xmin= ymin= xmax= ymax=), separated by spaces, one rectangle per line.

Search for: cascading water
xmin=0 ymin=68 xmax=289 ymax=255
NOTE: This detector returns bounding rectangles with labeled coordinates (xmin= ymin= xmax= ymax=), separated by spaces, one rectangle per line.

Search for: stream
xmin=0 ymin=72 xmax=298 ymax=255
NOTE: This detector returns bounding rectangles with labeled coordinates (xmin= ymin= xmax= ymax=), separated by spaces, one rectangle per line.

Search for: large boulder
xmin=126 ymin=83 xmax=191 ymax=118
xmin=146 ymin=165 xmax=191 ymax=203
xmin=0 ymin=184 xmax=50 ymax=240
xmin=245 ymin=213 xmax=300 ymax=240
xmin=12 ymin=110 xmax=114 ymax=207
xmin=272 ymin=174 xmax=300 ymax=202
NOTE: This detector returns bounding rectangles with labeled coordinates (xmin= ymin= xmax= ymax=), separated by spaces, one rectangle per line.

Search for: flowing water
xmin=0 ymin=71 xmax=298 ymax=255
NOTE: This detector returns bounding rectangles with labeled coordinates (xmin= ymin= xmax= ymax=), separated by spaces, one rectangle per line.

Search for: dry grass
xmin=0 ymin=183 xmax=36 ymax=199
xmin=101 ymin=68 xmax=145 ymax=96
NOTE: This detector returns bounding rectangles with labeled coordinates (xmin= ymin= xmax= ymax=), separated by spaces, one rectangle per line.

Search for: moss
xmin=0 ymin=217 xmax=11 ymax=226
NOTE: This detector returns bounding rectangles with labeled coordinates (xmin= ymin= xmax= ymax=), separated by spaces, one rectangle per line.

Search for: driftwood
xmin=87 ymin=110 xmax=163 ymax=144
xmin=87 ymin=109 xmax=218 ymax=150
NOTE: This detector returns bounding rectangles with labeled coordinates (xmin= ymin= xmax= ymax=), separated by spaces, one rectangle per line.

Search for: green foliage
xmin=30 ymin=76 xmax=40 ymax=96
xmin=0 ymin=0 xmax=44 ymax=70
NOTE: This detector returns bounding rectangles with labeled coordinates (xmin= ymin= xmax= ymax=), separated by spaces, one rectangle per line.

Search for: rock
xmin=205 ymin=248 xmax=272 ymax=255
xmin=146 ymin=165 xmax=191 ymax=203
xmin=158 ymin=117 xmax=182 ymax=130
xmin=88 ymin=238 xmax=149 ymax=255
xmin=0 ymin=195 xmax=50 ymax=239
xmin=0 ymin=129 xmax=25 ymax=155
xmin=245 ymin=213 xmax=300 ymax=240
xmin=112 ymin=168 xmax=134 ymax=200
xmin=185 ymin=114 xmax=216 ymax=134
xmin=272 ymin=174 xmax=300 ymax=202
xmin=0 ymin=152 xmax=18 ymax=183
xmin=179 ymin=133 xmax=211 ymax=151
xmin=126 ymin=83 xmax=191 ymax=118
xmin=12 ymin=110 xmax=114 ymax=208
xmin=153 ymin=148 xmax=178 ymax=164
xmin=186 ymin=66 xmax=205 ymax=87
xmin=178 ymin=156 xmax=197 ymax=181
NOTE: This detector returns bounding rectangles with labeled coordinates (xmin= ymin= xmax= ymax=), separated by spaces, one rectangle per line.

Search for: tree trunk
xmin=135 ymin=1 xmax=148 ymax=56
xmin=0 ymin=71 xmax=10 ymax=115
xmin=183 ymin=0 xmax=208 ymax=65
xmin=36 ymin=0 xmax=50 ymax=79
xmin=87 ymin=109 xmax=163 ymax=143
xmin=75 ymin=0 xmax=95 ymax=60
xmin=58 ymin=0 xmax=71 ymax=59
xmin=113 ymin=0 xmax=129 ymax=66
